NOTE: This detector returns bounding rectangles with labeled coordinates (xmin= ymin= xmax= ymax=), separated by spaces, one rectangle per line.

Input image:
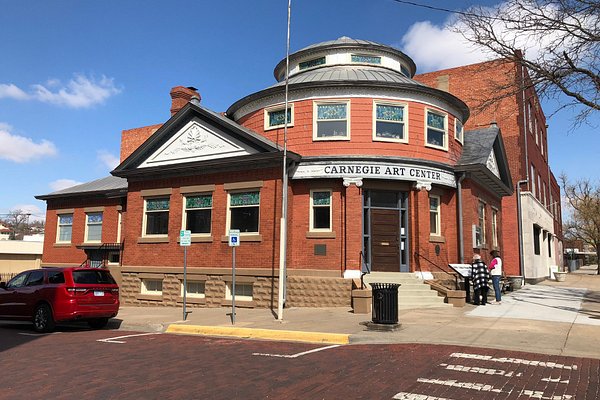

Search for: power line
xmin=389 ymin=0 xmax=508 ymax=22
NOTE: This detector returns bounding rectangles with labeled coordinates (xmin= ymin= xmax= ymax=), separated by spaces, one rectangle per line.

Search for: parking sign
xmin=180 ymin=230 xmax=191 ymax=246
xmin=228 ymin=229 xmax=240 ymax=247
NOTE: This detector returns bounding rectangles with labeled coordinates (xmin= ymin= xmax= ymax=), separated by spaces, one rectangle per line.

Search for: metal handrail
xmin=359 ymin=250 xmax=371 ymax=289
xmin=414 ymin=250 xmax=460 ymax=290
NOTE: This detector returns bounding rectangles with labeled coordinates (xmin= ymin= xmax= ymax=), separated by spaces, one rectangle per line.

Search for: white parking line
xmin=393 ymin=392 xmax=455 ymax=400
xmin=252 ymin=344 xmax=341 ymax=358
xmin=449 ymin=352 xmax=578 ymax=370
xmin=520 ymin=390 xmax=573 ymax=399
xmin=97 ymin=332 xmax=162 ymax=344
xmin=416 ymin=378 xmax=503 ymax=393
xmin=440 ymin=363 xmax=522 ymax=377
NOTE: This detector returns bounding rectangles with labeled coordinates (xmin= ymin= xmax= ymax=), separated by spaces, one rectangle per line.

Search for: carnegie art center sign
xmin=291 ymin=161 xmax=456 ymax=188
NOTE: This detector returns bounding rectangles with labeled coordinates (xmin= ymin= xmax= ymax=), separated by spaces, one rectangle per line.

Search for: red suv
xmin=0 ymin=267 xmax=119 ymax=332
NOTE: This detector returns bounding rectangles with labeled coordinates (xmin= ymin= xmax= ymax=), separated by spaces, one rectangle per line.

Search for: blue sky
xmin=1 ymin=0 xmax=597 ymax=221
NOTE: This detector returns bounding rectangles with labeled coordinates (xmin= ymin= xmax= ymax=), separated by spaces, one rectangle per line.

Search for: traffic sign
xmin=228 ymin=229 xmax=240 ymax=247
xmin=180 ymin=230 xmax=191 ymax=246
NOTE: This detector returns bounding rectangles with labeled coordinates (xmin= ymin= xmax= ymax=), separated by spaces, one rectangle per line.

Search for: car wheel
xmin=88 ymin=318 xmax=109 ymax=329
xmin=33 ymin=304 xmax=55 ymax=333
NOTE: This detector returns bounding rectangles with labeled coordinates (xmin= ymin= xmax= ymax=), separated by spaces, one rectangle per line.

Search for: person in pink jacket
xmin=489 ymin=250 xmax=503 ymax=304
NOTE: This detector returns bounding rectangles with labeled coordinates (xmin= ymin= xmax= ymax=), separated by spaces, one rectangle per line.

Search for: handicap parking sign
xmin=228 ymin=229 xmax=240 ymax=247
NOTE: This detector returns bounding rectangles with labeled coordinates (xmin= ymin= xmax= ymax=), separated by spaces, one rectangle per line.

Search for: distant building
xmin=37 ymin=37 xmax=566 ymax=311
xmin=0 ymin=224 xmax=10 ymax=241
xmin=0 ymin=240 xmax=43 ymax=276
xmin=415 ymin=58 xmax=563 ymax=283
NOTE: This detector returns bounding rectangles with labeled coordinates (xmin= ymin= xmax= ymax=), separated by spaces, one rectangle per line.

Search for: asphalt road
xmin=1 ymin=325 xmax=598 ymax=399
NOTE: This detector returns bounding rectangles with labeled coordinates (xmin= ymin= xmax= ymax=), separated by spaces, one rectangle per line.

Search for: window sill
xmin=136 ymin=294 xmax=163 ymax=301
xmin=429 ymin=235 xmax=445 ymax=243
xmin=313 ymin=136 xmax=350 ymax=141
xmin=176 ymin=296 xmax=206 ymax=305
xmin=137 ymin=236 xmax=169 ymax=244
xmin=53 ymin=243 xmax=72 ymax=248
xmin=425 ymin=143 xmax=448 ymax=152
xmin=223 ymin=299 xmax=255 ymax=308
xmin=221 ymin=234 xmax=262 ymax=242
xmin=306 ymin=231 xmax=336 ymax=239
xmin=373 ymin=137 xmax=408 ymax=144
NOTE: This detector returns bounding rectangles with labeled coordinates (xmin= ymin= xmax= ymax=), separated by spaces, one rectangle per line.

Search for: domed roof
xmin=273 ymin=36 xmax=417 ymax=81
xmin=269 ymin=66 xmax=425 ymax=88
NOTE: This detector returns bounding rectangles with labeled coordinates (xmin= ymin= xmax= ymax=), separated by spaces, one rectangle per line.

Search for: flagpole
xmin=277 ymin=0 xmax=292 ymax=321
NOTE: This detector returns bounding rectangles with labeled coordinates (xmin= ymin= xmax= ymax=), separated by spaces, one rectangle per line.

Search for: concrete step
xmin=362 ymin=272 xmax=449 ymax=309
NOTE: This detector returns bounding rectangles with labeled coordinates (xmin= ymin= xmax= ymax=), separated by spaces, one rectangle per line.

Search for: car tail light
xmin=66 ymin=287 xmax=87 ymax=295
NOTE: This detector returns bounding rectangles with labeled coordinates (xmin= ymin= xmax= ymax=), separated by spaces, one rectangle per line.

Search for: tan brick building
xmin=37 ymin=37 xmax=519 ymax=309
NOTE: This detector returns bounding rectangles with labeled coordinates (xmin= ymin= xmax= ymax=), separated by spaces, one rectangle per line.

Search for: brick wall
xmin=238 ymin=97 xmax=464 ymax=166
xmin=42 ymin=197 xmax=124 ymax=266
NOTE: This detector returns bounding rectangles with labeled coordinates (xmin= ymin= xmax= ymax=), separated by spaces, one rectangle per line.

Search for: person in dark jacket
xmin=471 ymin=254 xmax=490 ymax=305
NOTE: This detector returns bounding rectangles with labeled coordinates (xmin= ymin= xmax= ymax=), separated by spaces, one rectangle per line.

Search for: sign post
xmin=228 ymin=229 xmax=240 ymax=324
xmin=180 ymin=230 xmax=191 ymax=320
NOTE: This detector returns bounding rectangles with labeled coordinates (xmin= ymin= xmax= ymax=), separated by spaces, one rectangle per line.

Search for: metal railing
xmin=414 ymin=250 xmax=460 ymax=290
xmin=0 ymin=272 xmax=17 ymax=283
xmin=359 ymin=250 xmax=371 ymax=289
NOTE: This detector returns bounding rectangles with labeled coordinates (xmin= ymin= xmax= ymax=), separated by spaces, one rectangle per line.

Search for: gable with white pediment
xmin=486 ymin=149 xmax=500 ymax=178
xmin=138 ymin=120 xmax=259 ymax=168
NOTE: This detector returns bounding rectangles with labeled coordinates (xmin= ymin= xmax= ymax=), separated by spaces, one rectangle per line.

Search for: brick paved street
xmin=1 ymin=326 xmax=598 ymax=399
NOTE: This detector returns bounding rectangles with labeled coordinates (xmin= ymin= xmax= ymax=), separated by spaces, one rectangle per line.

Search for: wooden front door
xmin=370 ymin=209 xmax=400 ymax=272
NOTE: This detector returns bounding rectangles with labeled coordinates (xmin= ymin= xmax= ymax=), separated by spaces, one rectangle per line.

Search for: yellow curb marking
xmin=165 ymin=324 xmax=350 ymax=345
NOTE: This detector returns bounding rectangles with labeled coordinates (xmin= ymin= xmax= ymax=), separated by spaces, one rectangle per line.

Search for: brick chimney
xmin=170 ymin=86 xmax=201 ymax=116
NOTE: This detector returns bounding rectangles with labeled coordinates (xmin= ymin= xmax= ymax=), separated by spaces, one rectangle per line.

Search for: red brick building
xmin=37 ymin=38 xmax=516 ymax=309
xmin=416 ymin=58 xmax=563 ymax=282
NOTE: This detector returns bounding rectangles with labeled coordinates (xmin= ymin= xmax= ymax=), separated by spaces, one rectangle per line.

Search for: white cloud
xmin=0 ymin=125 xmax=57 ymax=163
xmin=97 ymin=150 xmax=120 ymax=170
xmin=0 ymin=83 xmax=29 ymax=100
xmin=401 ymin=20 xmax=487 ymax=72
xmin=0 ymin=74 xmax=121 ymax=109
xmin=400 ymin=2 xmax=570 ymax=73
xmin=49 ymin=179 xmax=83 ymax=192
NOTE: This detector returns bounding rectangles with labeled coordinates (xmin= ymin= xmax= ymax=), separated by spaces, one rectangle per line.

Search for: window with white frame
xmin=56 ymin=213 xmax=73 ymax=243
xmin=299 ymin=56 xmax=325 ymax=70
xmin=183 ymin=194 xmax=212 ymax=235
xmin=143 ymin=198 xmax=170 ymax=236
xmin=492 ymin=209 xmax=498 ymax=248
xmin=429 ymin=195 xmax=441 ymax=236
xmin=226 ymin=282 xmax=253 ymax=301
xmin=537 ymin=174 xmax=542 ymax=201
xmin=264 ymin=105 xmax=293 ymax=130
xmin=351 ymin=54 xmax=381 ymax=64
xmin=228 ymin=191 xmax=260 ymax=233
xmin=478 ymin=201 xmax=486 ymax=246
xmin=141 ymin=279 xmax=162 ymax=295
xmin=425 ymin=110 xmax=447 ymax=149
xmin=310 ymin=190 xmax=332 ymax=231
xmin=85 ymin=212 xmax=103 ymax=242
xmin=314 ymin=101 xmax=349 ymax=139
xmin=455 ymin=118 xmax=464 ymax=143
xmin=530 ymin=165 xmax=536 ymax=195
xmin=373 ymin=102 xmax=406 ymax=142
xmin=181 ymin=280 xmax=205 ymax=298
xmin=117 ymin=211 xmax=122 ymax=243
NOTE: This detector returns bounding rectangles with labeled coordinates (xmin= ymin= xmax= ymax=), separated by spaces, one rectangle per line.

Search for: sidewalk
xmin=112 ymin=265 xmax=600 ymax=359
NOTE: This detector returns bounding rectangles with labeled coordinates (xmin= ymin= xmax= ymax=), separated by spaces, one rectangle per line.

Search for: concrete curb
xmin=165 ymin=324 xmax=350 ymax=345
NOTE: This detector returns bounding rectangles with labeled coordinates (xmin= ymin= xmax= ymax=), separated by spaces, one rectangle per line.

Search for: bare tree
xmin=456 ymin=0 xmax=599 ymax=125
xmin=561 ymin=174 xmax=600 ymax=274
xmin=1 ymin=210 xmax=31 ymax=240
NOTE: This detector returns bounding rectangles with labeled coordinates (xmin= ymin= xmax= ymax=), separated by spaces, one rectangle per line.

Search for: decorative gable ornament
xmin=486 ymin=149 xmax=500 ymax=178
xmin=138 ymin=120 xmax=258 ymax=168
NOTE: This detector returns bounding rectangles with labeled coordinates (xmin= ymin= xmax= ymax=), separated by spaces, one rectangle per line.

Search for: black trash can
xmin=371 ymin=283 xmax=400 ymax=324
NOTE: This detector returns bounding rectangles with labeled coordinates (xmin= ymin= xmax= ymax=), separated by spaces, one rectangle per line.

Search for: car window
xmin=25 ymin=270 xmax=45 ymax=286
xmin=48 ymin=271 xmax=65 ymax=284
xmin=7 ymin=272 xmax=29 ymax=289
xmin=72 ymin=270 xmax=116 ymax=284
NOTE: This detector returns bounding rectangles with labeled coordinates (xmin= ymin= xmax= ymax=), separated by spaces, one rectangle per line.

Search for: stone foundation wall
xmin=119 ymin=269 xmax=351 ymax=309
